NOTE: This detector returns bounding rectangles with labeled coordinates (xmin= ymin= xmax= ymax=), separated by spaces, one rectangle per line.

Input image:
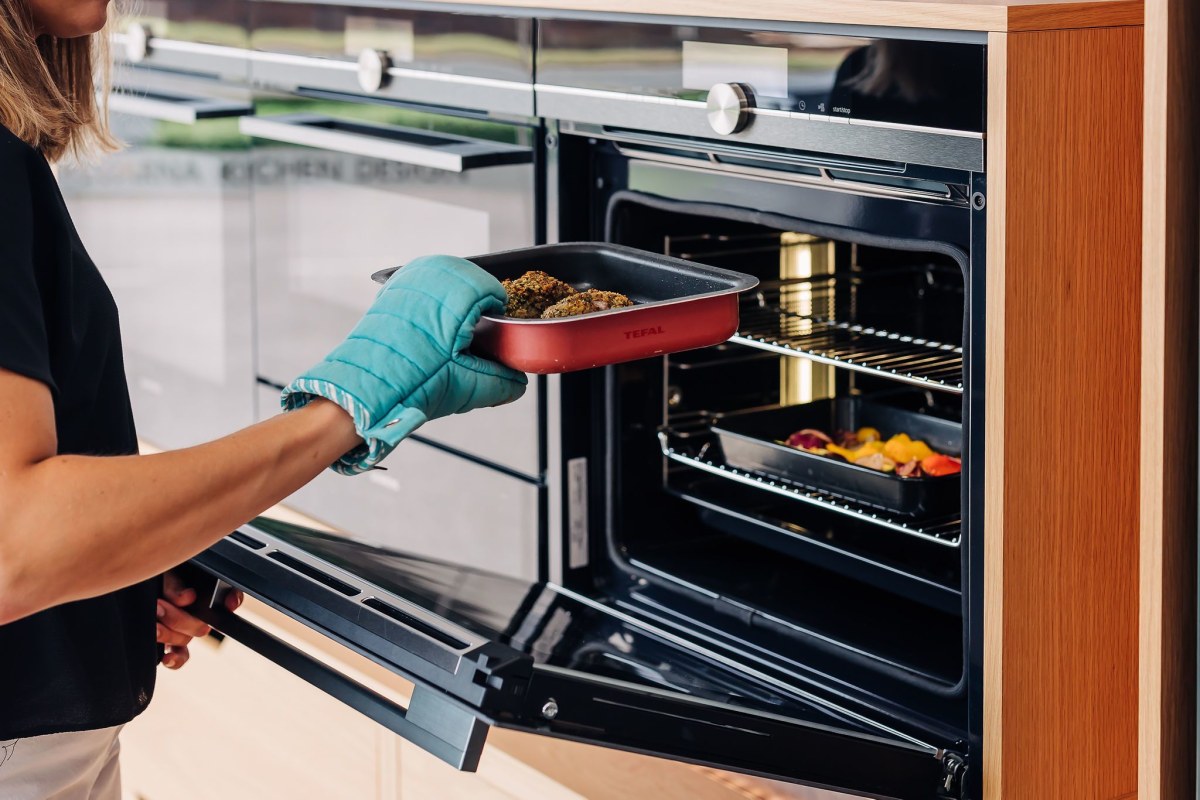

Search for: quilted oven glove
xmin=282 ymin=255 xmax=528 ymax=475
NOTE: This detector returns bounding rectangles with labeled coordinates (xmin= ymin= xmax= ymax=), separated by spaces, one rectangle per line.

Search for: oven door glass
xmin=193 ymin=518 xmax=949 ymax=799
xmin=58 ymin=73 xmax=256 ymax=450
xmin=248 ymin=99 xmax=540 ymax=478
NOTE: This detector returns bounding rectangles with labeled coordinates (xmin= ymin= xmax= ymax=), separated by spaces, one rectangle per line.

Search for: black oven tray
xmin=711 ymin=398 xmax=962 ymax=517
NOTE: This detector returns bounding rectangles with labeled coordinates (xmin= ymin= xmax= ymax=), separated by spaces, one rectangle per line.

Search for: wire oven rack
xmin=658 ymin=427 xmax=962 ymax=547
xmin=731 ymin=278 xmax=965 ymax=394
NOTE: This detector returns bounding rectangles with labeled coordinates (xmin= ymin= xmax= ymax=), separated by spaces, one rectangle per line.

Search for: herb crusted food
xmin=501 ymin=271 xmax=578 ymax=318
xmin=540 ymin=289 xmax=634 ymax=318
xmin=500 ymin=271 xmax=635 ymax=319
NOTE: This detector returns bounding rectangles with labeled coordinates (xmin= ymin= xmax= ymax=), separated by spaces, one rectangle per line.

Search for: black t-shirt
xmin=0 ymin=125 xmax=159 ymax=738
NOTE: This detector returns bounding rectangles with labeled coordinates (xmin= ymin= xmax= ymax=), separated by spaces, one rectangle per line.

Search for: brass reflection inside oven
xmin=779 ymin=232 xmax=835 ymax=405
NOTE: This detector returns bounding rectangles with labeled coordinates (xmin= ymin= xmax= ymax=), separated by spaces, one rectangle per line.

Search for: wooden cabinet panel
xmin=409 ymin=0 xmax=1140 ymax=33
xmin=985 ymin=23 xmax=1143 ymax=800
xmin=1140 ymin=0 xmax=1200 ymax=796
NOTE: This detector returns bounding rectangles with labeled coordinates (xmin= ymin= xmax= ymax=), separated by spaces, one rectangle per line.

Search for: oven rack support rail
xmin=731 ymin=283 xmax=965 ymax=395
xmin=657 ymin=431 xmax=962 ymax=548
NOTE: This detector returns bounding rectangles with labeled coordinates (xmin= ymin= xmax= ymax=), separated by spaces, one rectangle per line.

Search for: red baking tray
xmin=371 ymin=243 xmax=759 ymax=374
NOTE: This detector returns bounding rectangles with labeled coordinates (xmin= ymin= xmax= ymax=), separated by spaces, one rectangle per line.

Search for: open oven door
xmin=190 ymin=518 xmax=961 ymax=800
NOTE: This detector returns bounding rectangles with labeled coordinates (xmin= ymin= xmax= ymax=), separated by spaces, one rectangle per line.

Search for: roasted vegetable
xmin=783 ymin=421 xmax=958 ymax=478
xmin=826 ymin=440 xmax=884 ymax=464
xmin=856 ymin=426 xmax=882 ymax=443
xmin=883 ymin=433 xmax=935 ymax=465
xmin=921 ymin=453 xmax=962 ymax=477
xmin=854 ymin=452 xmax=896 ymax=473
xmin=786 ymin=429 xmax=832 ymax=450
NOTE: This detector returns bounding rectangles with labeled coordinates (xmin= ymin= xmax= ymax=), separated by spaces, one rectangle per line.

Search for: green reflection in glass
xmin=140 ymin=97 xmax=524 ymax=151
xmin=252 ymin=98 xmax=523 ymax=145
xmin=146 ymin=117 xmax=248 ymax=151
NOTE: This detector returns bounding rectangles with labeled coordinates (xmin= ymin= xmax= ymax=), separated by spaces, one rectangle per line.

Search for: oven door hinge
xmin=938 ymin=751 xmax=969 ymax=798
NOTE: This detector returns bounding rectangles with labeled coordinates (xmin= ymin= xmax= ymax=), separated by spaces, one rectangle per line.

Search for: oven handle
xmin=108 ymin=92 xmax=253 ymax=126
xmin=192 ymin=594 xmax=490 ymax=771
xmin=238 ymin=113 xmax=531 ymax=173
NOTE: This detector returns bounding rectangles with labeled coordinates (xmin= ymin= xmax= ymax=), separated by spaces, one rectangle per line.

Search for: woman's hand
xmin=156 ymin=570 xmax=243 ymax=670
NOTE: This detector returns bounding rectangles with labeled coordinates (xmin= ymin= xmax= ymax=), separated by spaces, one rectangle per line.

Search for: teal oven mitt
xmin=281 ymin=254 xmax=528 ymax=475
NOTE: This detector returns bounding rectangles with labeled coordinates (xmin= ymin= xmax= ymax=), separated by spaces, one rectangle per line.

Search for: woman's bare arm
xmin=0 ymin=368 xmax=362 ymax=624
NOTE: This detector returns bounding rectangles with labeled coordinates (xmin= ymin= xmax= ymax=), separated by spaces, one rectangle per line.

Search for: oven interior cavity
xmin=598 ymin=196 xmax=970 ymax=732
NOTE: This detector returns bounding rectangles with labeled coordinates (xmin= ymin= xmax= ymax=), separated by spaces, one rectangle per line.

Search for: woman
xmin=0 ymin=0 xmax=527 ymax=797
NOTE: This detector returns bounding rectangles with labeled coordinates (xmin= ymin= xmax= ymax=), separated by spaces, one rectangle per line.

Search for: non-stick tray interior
xmin=371 ymin=242 xmax=758 ymax=310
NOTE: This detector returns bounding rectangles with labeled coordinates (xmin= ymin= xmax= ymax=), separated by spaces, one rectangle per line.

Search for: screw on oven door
xmin=124 ymin=23 xmax=152 ymax=63
xmin=971 ymin=192 xmax=986 ymax=210
xmin=545 ymin=132 xmax=559 ymax=150
xmin=357 ymin=49 xmax=392 ymax=93
xmin=541 ymin=699 xmax=559 ymax=720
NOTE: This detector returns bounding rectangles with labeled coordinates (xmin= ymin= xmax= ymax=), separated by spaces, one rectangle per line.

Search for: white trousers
xmin=0 ymin=726 xmax=122 ymax=800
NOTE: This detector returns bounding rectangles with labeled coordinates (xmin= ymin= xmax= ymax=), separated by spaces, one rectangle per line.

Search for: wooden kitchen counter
xmin=414 ymin=0 xmax=1140 ymax=32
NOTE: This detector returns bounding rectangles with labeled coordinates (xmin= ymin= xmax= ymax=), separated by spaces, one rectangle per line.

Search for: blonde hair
xmin=0 ymin=0 xmax=117 ymax=162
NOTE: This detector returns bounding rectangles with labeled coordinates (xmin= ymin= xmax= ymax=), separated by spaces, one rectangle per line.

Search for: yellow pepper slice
xmin=883 ymin=433 xmax=935 ymax=464
xmin=856 ymin=426 xmax=882 ymax=443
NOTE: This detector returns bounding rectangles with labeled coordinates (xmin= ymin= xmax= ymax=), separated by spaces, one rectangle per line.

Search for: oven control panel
xmin=537 ymin=21 xmax=985 ymax=138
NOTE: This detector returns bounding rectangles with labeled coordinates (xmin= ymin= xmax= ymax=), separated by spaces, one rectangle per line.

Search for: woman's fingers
xmin=162 ymin=570 xmax=197 ymax=608
xmin=156 ymin=623 xmax=193 ymax=647
xmin=162 ymin=645 xmax=190 ymax=670
xmin=224 ymin=589 xmax=244 ymax=612
xmin=157 ymin=599 xmax=211 ymax=639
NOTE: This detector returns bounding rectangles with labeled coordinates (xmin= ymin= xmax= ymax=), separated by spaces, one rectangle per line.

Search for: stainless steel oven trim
xmin=111 ymin=33 xmax=252 ymax=83
xmin=111 ymin=33 xmax=535 ymax=117
xmin=607 ymin=143 xmax=963 ymax=204
xmin=238 ymin=113 xmax=532 ymax=173
xmin=536 ymin=84 xmax=983 ymax=140
xmin=107 ymin=91 xmax=253 ymax=125
xmin=535 ymin=84 xmax=984 ymax=172
xmin=248 ymin=51 xmax=535 ymax=117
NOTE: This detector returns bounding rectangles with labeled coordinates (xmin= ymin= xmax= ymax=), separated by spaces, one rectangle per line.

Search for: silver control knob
xmin=124 ymin=23 xmax=152 ymax=64
xmin=357 ymin=49 xmax=391 ymax=93
xmin=706 ymin=82 xmax=753 ymax=136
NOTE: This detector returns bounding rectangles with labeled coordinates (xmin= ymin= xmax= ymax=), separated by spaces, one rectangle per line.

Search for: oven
xmin=189 ymin=15 xmax=989 ymax=800
xmin=59 ymin=2 xmax=256 ymax=451
xmin=535 ymin=21 xmax=984 ymax=793
xmin=240 ymin=2 xmax=544 ymax=577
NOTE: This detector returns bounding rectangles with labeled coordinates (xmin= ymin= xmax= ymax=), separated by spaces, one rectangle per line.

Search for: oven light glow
xmin=780 ymin=232 xmax=835 ymax=405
